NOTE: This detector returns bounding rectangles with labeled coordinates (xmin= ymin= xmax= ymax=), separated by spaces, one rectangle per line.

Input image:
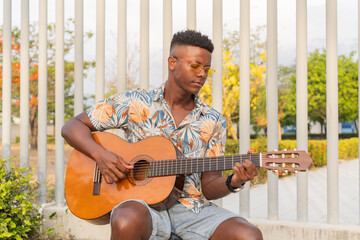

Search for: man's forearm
xmin=201 ymin=172 xmax=234 ymax=200
xmin=62 ymin=116 xmax=104 ymax=160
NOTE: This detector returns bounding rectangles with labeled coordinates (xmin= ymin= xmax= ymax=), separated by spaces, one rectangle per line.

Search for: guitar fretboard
xmin=147 ymin=153 xmax=262 ymax=177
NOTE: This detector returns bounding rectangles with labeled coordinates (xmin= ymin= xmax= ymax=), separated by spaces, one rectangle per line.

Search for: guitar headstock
xmin=261 ymin=150 xmax=313 ymax=175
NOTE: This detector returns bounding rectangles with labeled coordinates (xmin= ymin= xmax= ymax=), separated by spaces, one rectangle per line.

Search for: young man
xmin=62 ymin=30 xmax=262 ymax=240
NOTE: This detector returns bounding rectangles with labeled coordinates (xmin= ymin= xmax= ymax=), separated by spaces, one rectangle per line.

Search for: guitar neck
xmin=147 ymin=153 xmax=262 ymax=177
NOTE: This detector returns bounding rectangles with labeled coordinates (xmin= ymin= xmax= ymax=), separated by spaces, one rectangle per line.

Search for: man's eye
xmin=190 ymin=64 xmax=201 ymax=70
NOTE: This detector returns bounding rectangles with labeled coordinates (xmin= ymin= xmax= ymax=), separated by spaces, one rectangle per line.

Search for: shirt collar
xmin=154 ymin=81 xmax=209 ymax=117
xmin=153 ymin=82 xmax=166 ymax=102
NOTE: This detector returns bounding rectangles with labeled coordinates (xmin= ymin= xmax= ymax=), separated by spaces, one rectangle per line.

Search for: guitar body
xmin=65 ymin=132 xmax=184 ymax=225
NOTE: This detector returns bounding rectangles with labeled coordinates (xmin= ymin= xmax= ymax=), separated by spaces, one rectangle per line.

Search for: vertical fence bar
xmin=38 ymin=0 xmax=48 ymax=204
xmin=212 ymin=0 xmax=223 ymax=206
xmin=116 ymin=0 xmax=127 ymax=138
xmin=55 ymin=0 xmax=65 ymax=207
xmin=358 ymin=0 xmax=360 ymax=225
xmin=118 ymin=0 xmax=127 ymax=93
xmin=140 ymin=0 xmax=149 ymax=89
xmin=2 ymin=0 xmax=12 ymax=170
xmin=163 ymin=0 xmax=172 ymax=81
xmin=326 ymin=0 xmax=339 ymax=225
xmin=187 ymin=0 xmax=196 ymax=30
xmin=239 ymin=0 xmax=251 ymax=218
xmin=266 ymin=0 xmax=279 ymax=220
xmin=96 ymin=0 xmax=105 ymax=101
xmin=296 ymin=0 xmax=309 ymax=222
xmin=74 ymin=0 xmax=84 ymax=116
xmin=212 ymin=0 xmax=222 ymax=113
xmin=20 ymin=0 xmax=30 ymax=169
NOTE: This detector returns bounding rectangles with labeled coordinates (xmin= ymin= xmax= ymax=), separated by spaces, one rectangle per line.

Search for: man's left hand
xmin=231 ymin=158 xmax=258 ymax=189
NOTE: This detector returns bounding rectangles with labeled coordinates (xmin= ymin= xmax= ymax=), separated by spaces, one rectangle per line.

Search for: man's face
xmin=169 ymin=45 xmax=212 ymax=95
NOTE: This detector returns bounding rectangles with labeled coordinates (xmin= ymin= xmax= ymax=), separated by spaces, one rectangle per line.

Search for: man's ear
xmin=168 ymin=56 xmax=176 ymax=71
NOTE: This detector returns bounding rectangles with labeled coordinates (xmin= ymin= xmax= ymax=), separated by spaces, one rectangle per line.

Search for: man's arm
xmin=201 ymin=160 xmax=257 ymax=200
xmin=62 ymin=112 xmax=132 ymax=184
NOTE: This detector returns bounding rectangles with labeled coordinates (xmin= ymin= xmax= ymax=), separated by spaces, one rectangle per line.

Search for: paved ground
xmin=222 ymin=159 xmax=359 ymax=225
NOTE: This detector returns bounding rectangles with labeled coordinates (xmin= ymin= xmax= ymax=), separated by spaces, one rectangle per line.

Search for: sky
xmin=0 ymin=0 xmax=358 ymax=95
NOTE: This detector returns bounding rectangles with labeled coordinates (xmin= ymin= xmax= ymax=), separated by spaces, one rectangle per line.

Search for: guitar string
xmin=128 ymin=155 xmax=264 ymax=175
xmin=127 ymin=154 xmax=299 ymax=176
xmin=96 ymin=154 xmax=297 ymax=176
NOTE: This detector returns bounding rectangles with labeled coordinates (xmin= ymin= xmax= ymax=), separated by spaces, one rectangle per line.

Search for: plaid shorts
xmin=111 ymin=199 xmax=239 ymax=240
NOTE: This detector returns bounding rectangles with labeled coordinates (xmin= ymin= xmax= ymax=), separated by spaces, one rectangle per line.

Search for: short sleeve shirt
xmin=87 ymin=83 xmax=227 ymax=213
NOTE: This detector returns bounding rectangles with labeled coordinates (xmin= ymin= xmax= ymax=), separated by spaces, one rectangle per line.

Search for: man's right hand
xmin=94 ymin=149 xmax=134 ymax=184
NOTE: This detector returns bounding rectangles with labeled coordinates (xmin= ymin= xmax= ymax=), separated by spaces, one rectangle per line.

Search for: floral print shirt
xmin=87 ymin=83 xmax=227 ymax=213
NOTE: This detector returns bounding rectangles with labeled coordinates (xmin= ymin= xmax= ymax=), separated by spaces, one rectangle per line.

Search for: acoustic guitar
xmin=65 ymin=132 xmax=312 ymax=225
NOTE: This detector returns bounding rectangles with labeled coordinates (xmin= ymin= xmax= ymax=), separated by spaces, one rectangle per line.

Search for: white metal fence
xmin=1 ymin=0 xmax=357 ymax=227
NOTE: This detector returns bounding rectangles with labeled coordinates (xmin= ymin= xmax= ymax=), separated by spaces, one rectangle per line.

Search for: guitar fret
xmin=160 ymin=160 xmax=163 ymax=176
xmin=157 ymin=161 xmax=159 ymax=176
xmin=180 ymin=157 xmax=182 ymax=175
xmin=171 ymin=159 xmax=175 ymax=175
xmin=187 ymin=157 xmax=191 ymax=174
xmin=149 ymin=162 xmax=152 ymax=177
xmin=175 ymin=158 xmax=178 ymax=175
xmin=190 ymin=156 xmax=192 ymax=173
xmin=209 ymin=156 xmax=211 ymax=171
xmin=223 ymin=157 xmax=226 ymax=170
xmin=166 ymin=159 xmax=169 ymax=176
xmin=216 ymin=155 xmax=218 ymax=171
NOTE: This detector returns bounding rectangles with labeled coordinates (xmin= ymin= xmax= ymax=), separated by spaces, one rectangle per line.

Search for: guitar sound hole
xmin=132 ymin=160 xmax=150 ymax=181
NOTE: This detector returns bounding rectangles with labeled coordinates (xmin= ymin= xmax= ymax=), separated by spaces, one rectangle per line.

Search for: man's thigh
xmin=168 ymin=203 xmax=239 ymax=240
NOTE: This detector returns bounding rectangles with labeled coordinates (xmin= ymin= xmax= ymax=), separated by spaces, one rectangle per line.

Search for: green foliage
xmin=281 ymin=49 xmax=359 ymax=132
xmin=225 ymin=138 xmax=359 ymax=185
xmin=0 ymin=158 xmax=45 ymax=239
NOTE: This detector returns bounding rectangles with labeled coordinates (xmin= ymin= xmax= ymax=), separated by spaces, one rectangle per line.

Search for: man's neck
xmin=164 ymin=81 xmax=195 ymax=110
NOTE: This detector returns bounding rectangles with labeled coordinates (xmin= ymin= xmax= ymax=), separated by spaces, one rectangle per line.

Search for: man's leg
xmin=110 ymin=201 xmax=152 ymax=240
xmin=210 ymin=217 xmax=263 ymax=240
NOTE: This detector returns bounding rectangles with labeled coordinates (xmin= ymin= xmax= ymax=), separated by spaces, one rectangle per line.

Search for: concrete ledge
xmin=249 ymin=218 xmax=360 ymax=240
xmin=42 ymin=203 xmax=110 ymax=240
xmin=42 ymin=204 xmax=360 ymax=240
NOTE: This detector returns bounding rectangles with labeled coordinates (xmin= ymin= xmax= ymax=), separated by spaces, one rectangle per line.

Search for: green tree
xmin=0 ymin=21 xmax=94 ymax=149
xmin=338 ymin=52 xmax=359 ymax=133
xmin=281 ymin=49 xmax=359 ymax=137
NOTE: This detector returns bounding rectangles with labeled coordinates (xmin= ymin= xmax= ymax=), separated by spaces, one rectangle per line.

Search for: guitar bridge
xmin=93 ymin=164 xmax=101 ymax=195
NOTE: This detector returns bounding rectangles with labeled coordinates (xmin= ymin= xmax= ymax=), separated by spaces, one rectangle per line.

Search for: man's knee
xmin=211 ymin=217 xmax=263 ymax=240
xmin=234 ymin=223 xmax=263 ymax=240
xmin=110 ymin=201 xmax=152 ymax=237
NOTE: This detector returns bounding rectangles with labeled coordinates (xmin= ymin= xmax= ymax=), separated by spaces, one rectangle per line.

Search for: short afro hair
xmin=170 ymin=30 xmax=214 ymax=53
